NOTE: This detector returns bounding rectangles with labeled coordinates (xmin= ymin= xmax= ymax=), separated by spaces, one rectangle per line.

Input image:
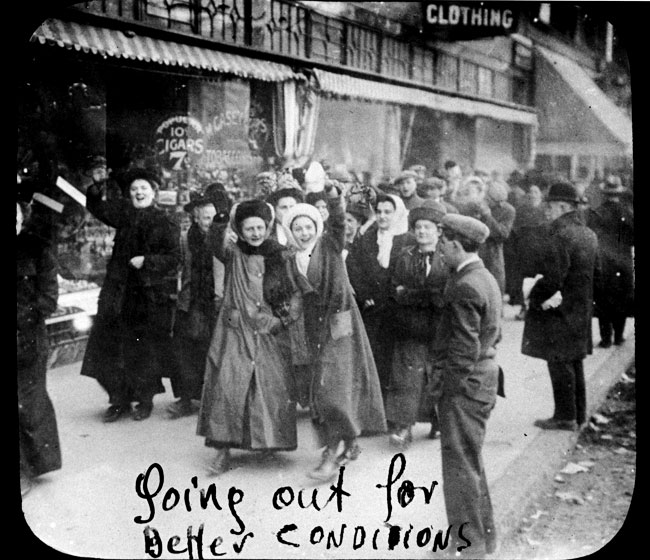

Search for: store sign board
xmin=154 ymin=115 xmax=205 ymax=171
xmin=422 ymin=2 xmax=519 ymax=40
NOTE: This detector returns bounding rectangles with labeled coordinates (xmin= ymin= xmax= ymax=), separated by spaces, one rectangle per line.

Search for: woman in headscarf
xmin=281 ymin=187 xmax=387 ymax=482
xmin=345 ymin=193 xmax=409 ymax=400
xmin=197 ymin=199 xmax=297 ymax=476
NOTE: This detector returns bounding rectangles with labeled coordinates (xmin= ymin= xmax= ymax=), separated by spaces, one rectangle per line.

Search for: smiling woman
xmin=80 ymin=168 xmax=181 ymax=423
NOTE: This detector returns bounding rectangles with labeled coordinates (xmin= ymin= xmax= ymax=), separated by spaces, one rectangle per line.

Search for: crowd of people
xmin=17 ymin=155 xmax=634 ymax=556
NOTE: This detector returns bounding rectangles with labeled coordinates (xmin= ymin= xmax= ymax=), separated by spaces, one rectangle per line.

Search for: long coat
xmin=587 ymin=199 xmax=634 ymax=317
xmin=80 ymin=185 xmax=180 ymax=398
xmin=385 ymin=245 xmax=449 ymax=426
xmin=287 ymin=197 xmax=387 ymax=441
xmin=197 ymin=229 xmax=297 ymax=451
xmin=346 ymin=224 xmax=412 ymax=390
xmin=17 ymin=231 xmax=62 ymax=477
xmin=478 ymin=201 xmax=516 ymax=295
xmin=522 ymin=211 xmax=599 ymax=362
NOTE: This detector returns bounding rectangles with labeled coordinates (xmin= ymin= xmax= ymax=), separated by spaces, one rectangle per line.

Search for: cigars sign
xmin=422 ymin=2 xmax=518 ymax=40
xmin=154 ymin=79 xmax=258 ymax=172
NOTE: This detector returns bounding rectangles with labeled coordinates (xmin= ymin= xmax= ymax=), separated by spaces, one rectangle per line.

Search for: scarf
xmin=376 ymin=229 xmax=394 ymax=269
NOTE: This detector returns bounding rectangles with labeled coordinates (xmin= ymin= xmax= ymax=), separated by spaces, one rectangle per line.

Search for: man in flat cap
xmin=394 ymin=169 xmax=425 ymax=210
xmin=522 ymin=181 xmax=599 ymax=431
xmin=431 ymin=213 xmax=502 ymax=556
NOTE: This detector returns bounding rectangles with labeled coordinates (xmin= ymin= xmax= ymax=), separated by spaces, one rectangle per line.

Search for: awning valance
xmin=313 ymin=68 xmax=538 ymax=127
xmin=536 ymin=46 xmax=632 ymax=153
xmin=31 ymin=18 xmax=299 ymax=82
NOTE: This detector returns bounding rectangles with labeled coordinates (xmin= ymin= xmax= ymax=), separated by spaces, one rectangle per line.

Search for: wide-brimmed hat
xmin=118 ymin=167 xmax=160 ymax=195
xmin=546 ymin=181 xmax=580 ymax=204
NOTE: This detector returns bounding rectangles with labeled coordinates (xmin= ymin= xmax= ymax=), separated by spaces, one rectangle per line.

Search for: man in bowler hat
xmin=432 ymin=213 xmax=502 ymax=556
xmin=521 ymin=181 xmax=599 ymax=431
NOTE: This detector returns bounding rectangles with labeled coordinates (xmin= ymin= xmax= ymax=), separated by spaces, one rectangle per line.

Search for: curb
xmin=491 ymin=339 xmax=635 ymax=548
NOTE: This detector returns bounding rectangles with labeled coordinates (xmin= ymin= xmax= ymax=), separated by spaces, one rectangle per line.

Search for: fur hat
xmin=441 ymin=213 xmax=490 ymax=244
xmin=408 ymin=202 xmax=446 ymax=230
xmin=231 ymin=199 xmax=274 ymax=236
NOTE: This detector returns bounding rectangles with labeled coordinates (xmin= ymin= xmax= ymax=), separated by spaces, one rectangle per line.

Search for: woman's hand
xmin=129 ymin=256 xmax=145 ymax=269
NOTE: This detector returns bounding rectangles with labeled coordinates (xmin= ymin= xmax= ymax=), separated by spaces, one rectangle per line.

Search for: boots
xmin=207 ymin=448 xmax=230 ymax=476
xmin=308 ymin=446 xmax=342 ymax=482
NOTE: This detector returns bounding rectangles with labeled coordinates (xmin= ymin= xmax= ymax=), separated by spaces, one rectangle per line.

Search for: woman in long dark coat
xmin=385 ymin=202 xmax=449 ymax=447
xmin=197 ymin=200 xmax=297 ymax=476
xmin=80 ymin=169 xmax=180 ymax=422
xmin=17 ymin=200 xmax=62 ymax=497
xmin=282 ymin=191 xmax=387 ymax=482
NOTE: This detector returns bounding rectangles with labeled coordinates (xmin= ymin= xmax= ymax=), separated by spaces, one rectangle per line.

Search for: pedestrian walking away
xmin=432 ymin=212 xmax=503 ymax=557
xmin=282 ymin=188 xmax=387 ymax=482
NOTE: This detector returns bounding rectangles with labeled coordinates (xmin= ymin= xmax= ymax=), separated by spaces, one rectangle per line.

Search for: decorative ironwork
xmin=67 ymin=0 xmax=532 ymax=107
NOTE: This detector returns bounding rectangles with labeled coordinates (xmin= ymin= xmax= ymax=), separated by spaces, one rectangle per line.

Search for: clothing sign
xmin=422 ymin=2 xmax=518 ymax=40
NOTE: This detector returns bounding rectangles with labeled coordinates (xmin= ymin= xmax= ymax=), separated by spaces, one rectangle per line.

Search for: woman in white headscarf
xmin=282 ymin=187 xmax=387 ymax=482
xmin=345 ymin=193 xmax=411 ymax=401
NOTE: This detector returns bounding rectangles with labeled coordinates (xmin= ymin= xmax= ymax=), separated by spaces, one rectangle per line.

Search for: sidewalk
xmin=20 ymin=306 xmax=635 ymax=559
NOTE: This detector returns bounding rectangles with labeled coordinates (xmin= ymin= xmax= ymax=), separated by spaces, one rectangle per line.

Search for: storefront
xmin=21 ymin=16 xmax=302 ymax=365
xmin=533 ymin=45 xmax=633 ymax=182
xmin=310 ymin=67 xmax=538 ymax=181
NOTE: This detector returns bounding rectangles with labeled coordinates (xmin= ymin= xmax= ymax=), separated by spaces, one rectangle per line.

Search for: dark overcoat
xmin=287 ymin=197 xmax=387 ymax=439
xmin=17 ymin=231 xmax=62 ymax=477
xmin=385 ymin=245 xmax=449 ymax=425
xmin=478 ymin=201 xmax=516 ymax=295
xmin=80 ymin=185 xmax=180 ymax=390
xmin=588 ymin=199 xmax=634 ymax=317
xmin=522 ymin=211 xmax=599 ymax=362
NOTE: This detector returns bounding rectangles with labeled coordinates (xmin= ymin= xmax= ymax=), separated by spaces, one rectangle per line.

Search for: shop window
xmin=459 ymin=60 xmax=478 ymax=96
xmin=435 ymin=51 xmax=459 ymax=90
xmin=346 ymin=25 xmax=380 ymax=73
xmin=411 ymin=45 xmax=435 ymax=85
xmin=310 ymin=11 xmax=344 ymax=65
xmin=381 ymin=36 xmax=410 ymax=80
xmin=477 ymin=67 xmax=494 ymax=99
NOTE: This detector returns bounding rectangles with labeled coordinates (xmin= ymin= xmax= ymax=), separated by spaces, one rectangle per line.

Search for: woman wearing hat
xmin=80 ymin=168 xmax=181 ymax=422
xmin=197 ymin=199 xmax=297 ymax=475
xmin=282 ymin=188 xmax=386 ymax=482
xmin=385 ymin=201 xmax=450 ymax=448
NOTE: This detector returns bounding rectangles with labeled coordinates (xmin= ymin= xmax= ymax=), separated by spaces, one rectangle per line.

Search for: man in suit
xmin=432 ymin=213 xmax=502 ymax=557
xmin=522 ymin=181 xmax=599 ymax=431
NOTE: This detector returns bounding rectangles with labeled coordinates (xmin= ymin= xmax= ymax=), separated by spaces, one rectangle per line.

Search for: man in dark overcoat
xmin=587 ymin=176 xmax=634 ymax=347
xmin=432 ymin=213 xmax=502 ymax=557
xmin=522 ymin=181 xmax=599 ymax=431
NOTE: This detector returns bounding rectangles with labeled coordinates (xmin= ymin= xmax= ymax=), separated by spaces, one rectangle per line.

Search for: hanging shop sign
xmin=154 ymin=115 xmax=205 ymax=171
xmin=422 ymin=2 xmax=519 ymax=40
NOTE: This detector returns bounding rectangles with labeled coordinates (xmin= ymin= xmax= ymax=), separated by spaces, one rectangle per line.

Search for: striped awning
xmin=31 ymin=18 xmax=299 ymax=82
xmin=314 ymin=69 xmax=538 ymax=127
